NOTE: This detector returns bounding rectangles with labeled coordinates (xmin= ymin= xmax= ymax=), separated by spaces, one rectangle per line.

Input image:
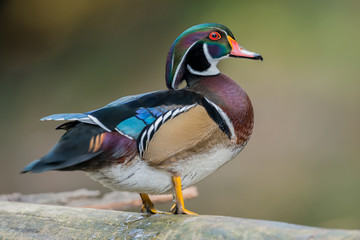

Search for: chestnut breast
xmin=189 ymin=74 xmax=254 ymax=145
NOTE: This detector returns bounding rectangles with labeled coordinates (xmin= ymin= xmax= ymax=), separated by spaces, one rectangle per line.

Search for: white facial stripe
xmin=187 ymin=43 xmax=222 ymax=76
xmin=203 ymin=42 xmax=215 ymax=62
xmin=172 ymin=29 xmax=231 ymax=89
xmin=172 ymin=41 xmax=198 ymax=89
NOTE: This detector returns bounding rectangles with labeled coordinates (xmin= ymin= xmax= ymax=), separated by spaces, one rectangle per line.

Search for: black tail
xmin=22 ymin=122 xmax=105 ymax=173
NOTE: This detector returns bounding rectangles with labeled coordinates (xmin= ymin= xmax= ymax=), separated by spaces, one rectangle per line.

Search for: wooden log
xmin=0 ymin=187 xmax=198 ymax=210
xmin=0 ymin=201 xmax=359 ymax=239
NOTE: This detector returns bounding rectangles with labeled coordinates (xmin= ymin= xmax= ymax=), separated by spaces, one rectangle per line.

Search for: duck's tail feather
xmin=22 ymin=123 xmax=105 ymax=173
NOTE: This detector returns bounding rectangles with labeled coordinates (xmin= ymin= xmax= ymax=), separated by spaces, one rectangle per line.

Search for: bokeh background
xmin=1 ymin=0 xmax=359 ymax=229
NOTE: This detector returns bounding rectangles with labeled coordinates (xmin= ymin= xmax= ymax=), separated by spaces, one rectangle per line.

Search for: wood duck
xmin=22 ymin=23 xmax=263 ymax=215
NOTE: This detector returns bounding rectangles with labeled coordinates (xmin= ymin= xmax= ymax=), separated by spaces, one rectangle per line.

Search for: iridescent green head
xmin=165 ymin=23 xmax=263 ymax=90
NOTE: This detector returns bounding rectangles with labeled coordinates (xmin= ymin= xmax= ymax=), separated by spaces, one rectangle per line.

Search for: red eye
xmin=209 ymin=31 xmax=221 ymax=40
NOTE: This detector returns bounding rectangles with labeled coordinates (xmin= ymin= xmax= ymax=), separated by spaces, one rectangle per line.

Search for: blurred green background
xmin=1 ymin=0 xmax=359 ymax=229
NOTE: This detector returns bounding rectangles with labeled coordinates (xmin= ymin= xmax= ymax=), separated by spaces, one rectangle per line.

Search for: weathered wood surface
xmin=0 ymin=187 xmax=198 ymax=210
xmin=0 ymin=201 xmax=359 ymax=240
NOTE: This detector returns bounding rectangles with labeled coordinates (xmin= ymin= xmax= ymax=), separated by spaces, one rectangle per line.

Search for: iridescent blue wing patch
xmin=116 ymin=106 xmax=177 ymax=139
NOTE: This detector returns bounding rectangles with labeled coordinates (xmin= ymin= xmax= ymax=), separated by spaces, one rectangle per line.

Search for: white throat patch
xmin=187 ymin=43 xmax=223 ymax=76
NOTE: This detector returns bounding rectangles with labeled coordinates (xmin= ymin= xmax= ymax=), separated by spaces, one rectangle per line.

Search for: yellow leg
xmin=171 ymin=176 xmax=198 ymax=215
xmin=139 ymin=193 xmax=171 ymax=215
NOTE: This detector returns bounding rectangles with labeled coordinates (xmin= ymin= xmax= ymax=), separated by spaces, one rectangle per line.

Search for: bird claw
xmin=140 ymin=205 xmax=172 ymax=215
xmin=169 ymin=203 xmax=198 ymax=215
xmin=179 ymin=209 xmax=198 ymax=215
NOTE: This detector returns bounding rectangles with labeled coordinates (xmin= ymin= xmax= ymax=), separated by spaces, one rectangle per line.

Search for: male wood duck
xmin=22 ymin=23 xmax=263 ymax=215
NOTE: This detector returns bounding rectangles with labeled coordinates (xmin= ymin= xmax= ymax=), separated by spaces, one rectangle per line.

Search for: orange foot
xmin=170 ymin=203 xmax=198 ymax=215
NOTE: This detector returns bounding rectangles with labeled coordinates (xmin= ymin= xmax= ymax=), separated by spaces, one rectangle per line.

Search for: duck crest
xmin=165 ymin=23 xmax=262 ymax=92
xmin=165 ymin=23 xmax=236 ymax=90
xmin=165 ymin=30 xmax=208 ymax=89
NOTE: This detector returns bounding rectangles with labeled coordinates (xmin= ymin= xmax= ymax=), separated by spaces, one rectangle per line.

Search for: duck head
xmin=166 ymin=23 xmax=263 ymax=90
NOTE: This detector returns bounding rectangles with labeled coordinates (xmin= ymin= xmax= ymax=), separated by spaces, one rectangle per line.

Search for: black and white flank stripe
xmin=138 ymin=104 xmax=196 ymax=158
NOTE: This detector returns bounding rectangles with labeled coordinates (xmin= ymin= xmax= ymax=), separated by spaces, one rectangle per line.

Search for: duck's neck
xmin=187 ymin=74 xmax=254 ymax=144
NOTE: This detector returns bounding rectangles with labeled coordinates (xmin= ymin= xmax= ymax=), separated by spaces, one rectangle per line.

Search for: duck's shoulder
xmin=87 ymin=89 xmax=203 ymax=138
